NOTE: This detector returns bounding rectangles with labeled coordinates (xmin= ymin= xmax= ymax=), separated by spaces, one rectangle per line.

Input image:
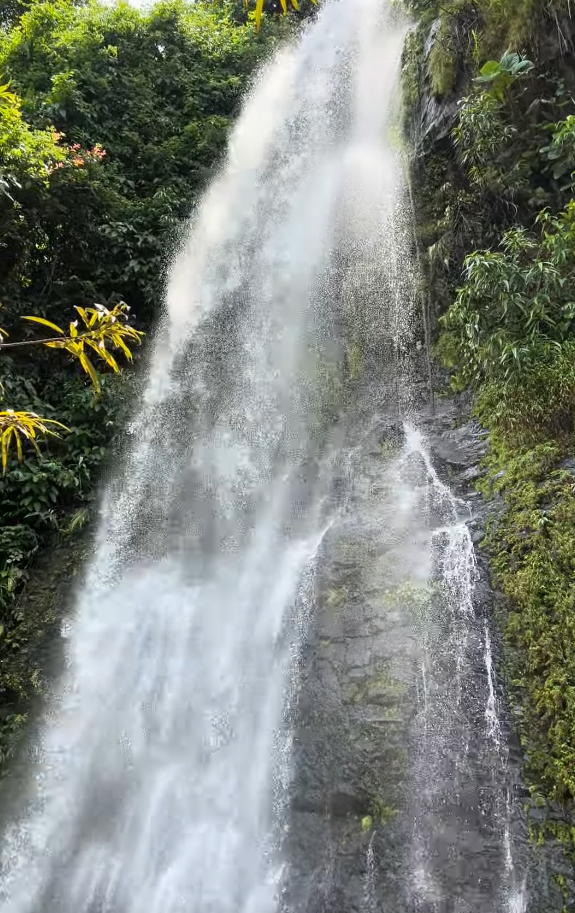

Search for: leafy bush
xmin=479 ymin=438 xmax=575 ymax=802
xmin=0 ymin=0 xmax=269 ymax=326
xmin=439 ymin=200 xmax=575 ymax=442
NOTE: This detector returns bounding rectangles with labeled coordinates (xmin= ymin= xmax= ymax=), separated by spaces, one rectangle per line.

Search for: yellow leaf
xmin=79 ymin=353 xmax=101 ymax=393
xmin=280 ymin=0 xmax=287 ymax=12
xmin=0 ymin=410 xmax=67 ymax=472
xmin=22 ymin=315 xmax=65 ymax=335
xmin=113 ymin=335 xmax=133 ymax=361
xmin=44 ymin=339 xmax=67 ymax=350
xmin=255 ymin=0 xmax=264 ymax=29
xmin=2 ymin=427 xmax=11 ymax=472
xmin=75 ymin=307 xmax=89 ymax=327
xmin=91 ymin=339 xmax=119 ymax=373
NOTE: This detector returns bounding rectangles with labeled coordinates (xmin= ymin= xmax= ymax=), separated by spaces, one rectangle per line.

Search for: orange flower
xmin=72 ymin=157 xmax=85 ymax=167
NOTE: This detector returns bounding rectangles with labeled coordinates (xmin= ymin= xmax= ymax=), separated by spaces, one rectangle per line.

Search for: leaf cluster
xmin=440 ymin=202 xmax=575 ymax=395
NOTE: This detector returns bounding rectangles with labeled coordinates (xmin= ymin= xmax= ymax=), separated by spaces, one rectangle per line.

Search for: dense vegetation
xmin=403 ymin=0 xmax=575 ymax=861
xmin=0 ymin=0 xmax=307 ymax=767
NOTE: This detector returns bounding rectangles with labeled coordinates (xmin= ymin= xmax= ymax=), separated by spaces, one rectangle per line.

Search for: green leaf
xmin=476 ymin=60 xmax=501 ymax=82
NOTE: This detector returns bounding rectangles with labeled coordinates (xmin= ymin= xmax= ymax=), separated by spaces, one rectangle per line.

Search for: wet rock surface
xmin=283 ymin=416 xmax=415 ymax=913
xmin=284 ymin=401 xmax=567 ymax=913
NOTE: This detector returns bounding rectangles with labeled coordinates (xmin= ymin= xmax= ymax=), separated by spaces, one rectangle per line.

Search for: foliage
xmin=0 ymin=0 xmax=270 ymax=327
xmin=405 ymin=0 xmax=575 ymax=835
xmin=474 ymin=53 xmax=534 ymax=101
xmin=478 ymin=436 xmax=575 ymax=802
xmin=540 ymin=114 xmax=575 ymax=187
xmin=0 ymin=410 xmax=66 ymax=472
xmin=21 ymin=302 xmax=144 ymax=392
xmin=0 ymin=0 xmax=277 ymax=769
xmin=1 ymin=302 xmax=143 ymax=468
xmin=0 ymin=73 xmax=63 ymax=199
xmin=440 ymin=203 xmax=575 ymax=393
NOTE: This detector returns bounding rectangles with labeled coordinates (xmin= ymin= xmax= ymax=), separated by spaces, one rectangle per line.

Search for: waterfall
xmin=0 ymin=2 xmax=408 ymax=912
xmin=0 ymin=1 xmax=536 ymax=911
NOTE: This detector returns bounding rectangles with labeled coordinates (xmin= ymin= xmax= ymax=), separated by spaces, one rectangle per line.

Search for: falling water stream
xmin=0 ymin=0 xmax=542 ymax=910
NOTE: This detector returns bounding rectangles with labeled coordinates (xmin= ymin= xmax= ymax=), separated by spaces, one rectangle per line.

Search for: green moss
xmin=478 ymin=432 xmax=575 ymax=806
xmin=345 ymin=340 xmax=363 ymax=382
xmin=323 ymin=585 xmax=349 ymax=609
xmin=481 ymin=0 xmax=567 ymax=53
xmin=386 ymin=581 xmax=434 ymax=625
xmin=401 ymin=26 xmax=426 ymax=127
xmin=369 ymin=799 xmax=398 ymax=826
xmin=379 ymin=439 xmax=400 ymax=460
xmin=429 ymin=17 xmax=457 ymax=97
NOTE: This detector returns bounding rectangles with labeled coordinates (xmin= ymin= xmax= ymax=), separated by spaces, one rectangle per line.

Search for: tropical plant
xmin=20 ymin=303 xmax=144 ymax=392
xmin=540 ymin=114 xmax=575 ymax=186
xmin=0 ymin=303 xmax=143 ymax=468
xmin=440 ymin=202 xmax=575 ymax=391
xmin=474 ymin=52 xmax=534 ymax=101
xmin=0 ymin=411 xmax=66 ymax=473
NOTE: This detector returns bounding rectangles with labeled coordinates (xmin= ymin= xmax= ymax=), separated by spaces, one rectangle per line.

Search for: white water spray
xmin=0 ymin=3 xmax=408 ymax=912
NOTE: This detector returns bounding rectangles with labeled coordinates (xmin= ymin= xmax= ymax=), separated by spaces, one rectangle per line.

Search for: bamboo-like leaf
xmin=86 ymin=338 xmax=119 ymax=373
xmin=78 ymin=352 xmax=101 ymax=392
xmin=255 ymin=0 xmax=264 ymax=29
xmin=113 ymin=335 xmax=133 ymax=361
xmin=75 ymin=307 xmax=89 ymax=327
xmin=0 ymin=411 xmax=66 ymax=472
xmin=2 ymin=426 xmax=12 ymax=473
xmin=104 ymin=349 xmax=120 ymax=372
xmin=18 ymin=303 xmax=143 ymax=394
xmin=22 ymin=315 xmax=65 ymax=334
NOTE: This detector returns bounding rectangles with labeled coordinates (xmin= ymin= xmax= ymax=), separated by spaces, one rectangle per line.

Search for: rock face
xmin=283 ymin=415 xmax=415 ymax=913
xmin=283 ymin=401 xmax=566 ymax=913
xmin=415 ymin=19 xmax=462 ymax=147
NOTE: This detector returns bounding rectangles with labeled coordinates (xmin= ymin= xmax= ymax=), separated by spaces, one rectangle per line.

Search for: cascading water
xmin=0 ymin=1 xmax=542 ymax=911
xmin=404 ymin=426 xmax=528 ymax=913
xmin=0 ymin=2 xmax=408 ymax=912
